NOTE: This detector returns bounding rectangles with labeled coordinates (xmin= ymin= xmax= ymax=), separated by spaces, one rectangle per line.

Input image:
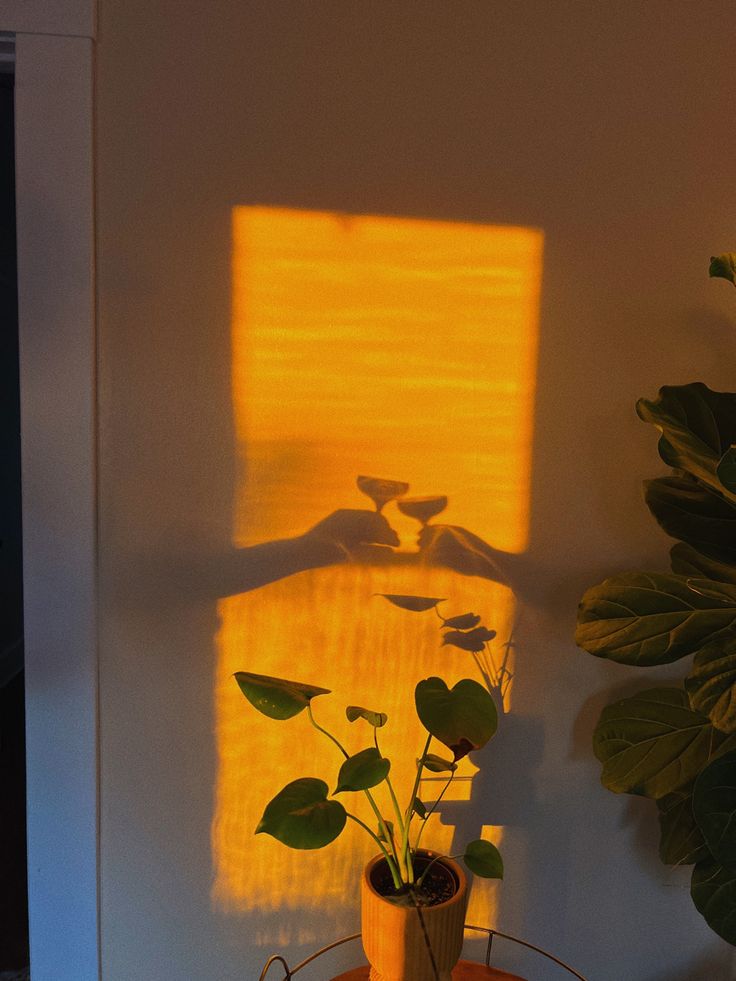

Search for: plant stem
xmin=364 ymin=788 xmax=402 ymax=872
xmin=375 ymin=730 xmax=406 ymax=842
xmin=307 ymin=703 xmax=349 ymax=759
xmin=416 ymin=852 xmax=464 ymax=891
xmin=402 ymin=733 xmax=432 ymax=882
xmin=308 ymin=704 xmax=401 ymax=875
xmin=405 ymin=733 xmax=432 ymax=824
xmin=346 ymin=813 xmax=402 ymax=890
xmin=413 ymin=769 xmax=455 ymax=853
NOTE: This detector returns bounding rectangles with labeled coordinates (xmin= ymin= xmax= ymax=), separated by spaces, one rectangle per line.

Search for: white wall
xmin=95 ymin=3 xmax=736 ymax=979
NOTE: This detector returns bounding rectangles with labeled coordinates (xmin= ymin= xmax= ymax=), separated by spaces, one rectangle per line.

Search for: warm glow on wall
xmin=229 ymin=207 xmax=542 ymax=552
xmin=213 ymin=207 xmax=543 ymax=943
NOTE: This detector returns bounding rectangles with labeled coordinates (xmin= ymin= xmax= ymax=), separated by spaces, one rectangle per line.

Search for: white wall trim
xmin=14 ymin=32 xmax=99 ymax=981
xmin=1 ymin=1 xmax=95 ymax=39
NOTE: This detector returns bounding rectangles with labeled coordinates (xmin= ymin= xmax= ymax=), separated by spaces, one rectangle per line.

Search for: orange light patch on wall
xmin=229 ymin=207 xmax=543 ymax=552
xmin=213 ymin=207 xmax=543 ymax=941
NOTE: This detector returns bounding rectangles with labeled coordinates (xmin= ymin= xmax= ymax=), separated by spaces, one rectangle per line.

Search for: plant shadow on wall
xmin=236 ymin=586 xmax=505 ymax=981
xmin=215 ymin=207 xmax=544 ymax=953
xmin=212 ymin=476 xmax=544 ymax=951
xmin=576 ymin=253 xmax=736 ymax=953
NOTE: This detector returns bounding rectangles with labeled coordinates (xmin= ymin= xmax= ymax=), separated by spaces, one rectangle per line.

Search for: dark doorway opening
xmin=0 ymin=49 xmax=29 ymax=974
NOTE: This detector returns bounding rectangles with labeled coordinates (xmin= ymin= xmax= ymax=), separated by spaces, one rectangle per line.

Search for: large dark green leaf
xmin=576 ymin=572 xmax=736 ymax=666
xmin=670 ymin=543 xmax=736 ymax=585
xmin=415 ymin=677 xmax=497 ymax=761
xmin=346 ymin=705 xmax=388 ymax=728
xmin=636 ymin=384 xmax=736 ymax=502
xmin=717 ymin=447 xmax=736 ymax=494
xmin=593 ymin=688 xmax=736 ymax=798
xmin=686 ymin=635 xmax=736 ymax=733
xmin=693 ymin=750 xmax=736 ymax=868
xmin=256 ymin=778 xmax=347 ymax=849
xmin=691 ymin=857 xmax=736 ymax=945
xmin=463 ymin=839 xmax=503 ymax=879
xmin=685 ymin=579 xmax=736 ymax=603
xmin=709 ymin=253 xmax=736 ymax=286
xmin=235 ymin=672 xmax=330 ymax=720
xmin=644 ymin=476 xmax=736 ymax=564
xmin=334 ymin=748 xmax=390 ymax=793
xmin=657 ymin=784 xmax=709 ymax=866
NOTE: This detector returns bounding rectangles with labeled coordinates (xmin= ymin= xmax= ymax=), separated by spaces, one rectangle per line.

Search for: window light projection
xmin=213 ymin=207 xmax=543 ymax=944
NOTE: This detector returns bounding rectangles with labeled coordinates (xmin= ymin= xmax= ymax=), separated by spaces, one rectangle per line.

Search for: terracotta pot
xmin=361 ymin=852 xmax=468 ymax=981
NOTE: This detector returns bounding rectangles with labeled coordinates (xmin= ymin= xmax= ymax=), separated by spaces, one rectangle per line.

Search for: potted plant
xmin=235 ymin=595 xmax=504 ymax=981
xmin=574 ymin=255 xmax=736 ymax=948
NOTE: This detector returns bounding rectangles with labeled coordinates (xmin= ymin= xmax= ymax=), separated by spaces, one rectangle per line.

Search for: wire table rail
xmin=258 ymin=924 xmax=589 ymax=980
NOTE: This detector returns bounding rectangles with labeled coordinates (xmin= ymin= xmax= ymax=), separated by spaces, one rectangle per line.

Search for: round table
xmin=331 ymin=964 xmax=527 ymax=980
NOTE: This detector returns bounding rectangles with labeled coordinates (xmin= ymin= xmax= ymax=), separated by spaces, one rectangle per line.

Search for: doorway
xmin=0 ymin=44 xmax=29 ymax=977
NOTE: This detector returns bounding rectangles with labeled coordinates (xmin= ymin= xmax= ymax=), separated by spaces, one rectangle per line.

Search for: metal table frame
xmin=258 ymin=925 xmax=589 ymax=980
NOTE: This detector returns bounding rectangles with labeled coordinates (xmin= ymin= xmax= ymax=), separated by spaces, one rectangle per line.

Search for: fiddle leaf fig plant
xmin=575 ymin=261 xmax=736 ymax=946
xmin=709 ymin=252 xmax=736 ymax=287
xmin=235 ymin=598 xmax=504 ymax=900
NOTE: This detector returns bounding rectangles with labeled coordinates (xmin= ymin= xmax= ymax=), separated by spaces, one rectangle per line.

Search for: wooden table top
xmin=331 ymin=963 xmax=527 ymax=980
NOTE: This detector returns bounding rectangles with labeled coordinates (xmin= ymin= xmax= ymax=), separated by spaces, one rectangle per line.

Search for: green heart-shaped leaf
xmin=644 ymin=476 xmax=736 ymax=565
xmin=415 ymin=677 xmax=498 ymax=761
xmin=593 ymin=688 xmax=736 ymax=798
xmin=442 ymin=613 xmax=482 ymax=630
xmin=441 ymin=626 xmax=496 ymax=652
xmin=576 ymin=572 xmax=736 ymax=666
xmin=235 ymin=672 xmax=330 ymax=720
xmin=346 ymin=705 xmax=388 ymax=728
xmin=334 ymin=748 xmax=390 ymax=793
xmin=418 ymin=753 xmax=457 ymax=773
xmin=693 ymin=750 xmax=736 ymax=868
xmin=657 ymin=784 xmax=709 ymax=866
xmin=377 ymin=594 xmax=446 ymax=612
xmin=686 ymin=636 xmax=736 ymax=733
xmin=637 ymin=384 xmax=736 ymax=503
xmin=691 ymin=857 xmax=736 ymax=945
xmin=463 ymin=839 xmax=503 ymax=879
xmin=670 ymin=544 xmax=736 ymax=585
xmin=256 ymin=778 xmax=346 ymax=849
xmin=709 ymin=253 xmax=736 ymax=286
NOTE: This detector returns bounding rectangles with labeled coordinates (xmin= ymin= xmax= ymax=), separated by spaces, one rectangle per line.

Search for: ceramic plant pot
xmin=361 ymin=852 xmax=468 ymax=981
